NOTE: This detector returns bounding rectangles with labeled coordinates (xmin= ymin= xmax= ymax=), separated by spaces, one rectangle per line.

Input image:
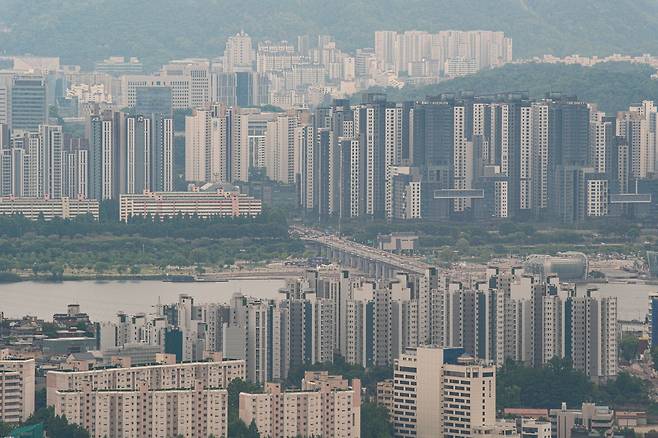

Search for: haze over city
xmin=2 ymin=1 xmax=658 ymax=438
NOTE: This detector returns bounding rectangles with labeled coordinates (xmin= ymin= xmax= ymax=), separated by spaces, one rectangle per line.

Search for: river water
xmin=0 ymin=279 xmax=286 ymax=322
xmin=0 ymin=279 xmax=654 ymax=322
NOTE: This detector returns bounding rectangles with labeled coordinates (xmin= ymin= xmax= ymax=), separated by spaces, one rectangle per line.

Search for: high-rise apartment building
xmin=567 ymin=289 xmax=617 ymax=382
xmin=89 ymin=110 xmax=173 ymax=200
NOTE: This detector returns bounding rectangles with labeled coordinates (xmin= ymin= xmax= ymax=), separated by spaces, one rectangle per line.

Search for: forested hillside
xmin=369 ymin=62 xmax=658 ymax=114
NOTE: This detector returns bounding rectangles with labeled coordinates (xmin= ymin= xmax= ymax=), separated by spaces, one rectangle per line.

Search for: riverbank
xmin=0 ymin=266 xmax=309 ymax=284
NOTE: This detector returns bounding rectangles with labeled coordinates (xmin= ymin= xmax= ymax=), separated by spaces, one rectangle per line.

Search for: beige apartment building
xmin=47 ymin=358 xmax=245 ymax=437
xmin=239 ymin=371 xmax=361 ymax=438
xmin=392 ymin=347 xmax=496 ymax=438
xmin=53 ymin=380 xmax=227 ymax=438
xmin=0 ymin=351 xmax=35 ymax=424
xmin=443 ymin=358 xmax=496 ymax=438
xmin=46 ymin=358 xmax=245 ymax=405
xmin=376 ymin=379 xmax=395 ymax=416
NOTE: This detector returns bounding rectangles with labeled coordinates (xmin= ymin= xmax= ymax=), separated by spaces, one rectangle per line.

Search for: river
xmin=0 ymin=279 xmax=286 ymax=322
xmin=0 ymin=279 xmax=654 ymax=322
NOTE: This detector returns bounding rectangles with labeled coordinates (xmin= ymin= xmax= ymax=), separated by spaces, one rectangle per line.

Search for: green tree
xmin=620 ymin=334 xmax=640 ymax=363
xmin=94 ymin=262 xmax=109 ymax=274
xmin=651 ymin=346 xmax=658 ymax=371
xmin=49 ymin=264 xmax=65 ymax=281
xmin=24 ymin=407 xmax=90 ymax=438
xmin=0 ymin=422 xmax=13 ymax=436
xmin=361 ymin=402 xmax=394 ymax=438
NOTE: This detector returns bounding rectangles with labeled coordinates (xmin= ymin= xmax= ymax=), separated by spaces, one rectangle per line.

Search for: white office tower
xmin=223 ymin=293 xmax=270 ymax=383
xmin=224 ymin=31 xmax=255 ymax=72
xmin=0 ymin=352 xmax=35 ymax=424
xmin=569 ymin=289 xmax=618 ymax=382
xmin=162 ymin=59 xmax=211 ymax=108
xmin=185 ymin=105 xmax=228 ymax=183
xmin=393 ymin=347 xmax=496 ymax=438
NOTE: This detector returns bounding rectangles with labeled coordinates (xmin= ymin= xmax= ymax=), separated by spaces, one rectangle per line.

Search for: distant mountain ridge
xmin=1 ymin=0 xmax=658 ymax=67
xmin=371 ymin=62 xmax=658 ymax=115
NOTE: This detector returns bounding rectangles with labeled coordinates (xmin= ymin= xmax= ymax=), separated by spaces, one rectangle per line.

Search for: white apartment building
xmin=184 ymin=106 xmax=228 ymax=183
xmin=239 ymin=372 xmax=361 ymax=438
xmin=223 ymin=293 xmax=271 ymax=384
xmin=53 ymin=380 xmax=227 ymax=438
xmin=0 ymin=352 xmax=35 ymax=424
xmin=118 ymin=189 xmax=262 ymax=221
xmin=264 ymin=114 xmax=298 ymax=184
xmin=569 ymin=290 xmax=617 ymax=382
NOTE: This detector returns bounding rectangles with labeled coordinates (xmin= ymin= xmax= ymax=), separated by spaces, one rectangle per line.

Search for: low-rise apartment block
xmin=119 ymin=189 xmax=262 ymax=221
xmin=46 ymin=357 xmax=245 ymax=405
xmin=0 ymin=196 xmax=99 ymax=220
xmin=54 ymin=380 xmax=227 ymax=438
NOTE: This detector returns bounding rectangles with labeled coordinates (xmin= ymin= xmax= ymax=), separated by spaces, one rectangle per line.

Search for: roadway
xmin=291 ymin=225 xmax=432 ymax=275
